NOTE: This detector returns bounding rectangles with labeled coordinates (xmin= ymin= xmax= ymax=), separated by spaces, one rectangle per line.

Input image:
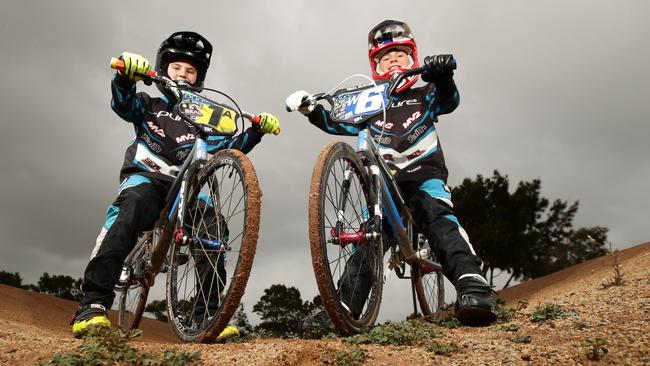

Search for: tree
xmin=0 ymin=270 xmax=23 ymax=287
xmin=144 ymin=299 xmax=168 ymax=322
xmin=37 ymin=272 xmax=83 ymax=301
xmin=451 ymin=170 xmax=608 ymax=287
xmin=232 ymin=303 xmax=253 ymax=334
xmin=252 ymin=284 xmax=315 ymax=337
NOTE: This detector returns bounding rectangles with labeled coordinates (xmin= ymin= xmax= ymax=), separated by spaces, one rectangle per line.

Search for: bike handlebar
xmin=293 ymin=55 xmax=456 ymax=112
xmin=110 ymin=57 xmax=279 ymax=135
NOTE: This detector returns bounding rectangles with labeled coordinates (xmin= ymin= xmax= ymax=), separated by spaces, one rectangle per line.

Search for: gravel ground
xmin=1 ymin=243 xmax=648 ymax=365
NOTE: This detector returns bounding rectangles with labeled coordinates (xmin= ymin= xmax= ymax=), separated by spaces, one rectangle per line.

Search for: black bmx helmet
xmin=155 ymin=31 xmax=213 ymax=93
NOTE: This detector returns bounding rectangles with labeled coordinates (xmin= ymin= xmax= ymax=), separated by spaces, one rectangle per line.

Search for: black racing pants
xmin=80 ymin=176 xmax=226 ymax=312
xmin=338 ymin=180 xmax=485 ymax=318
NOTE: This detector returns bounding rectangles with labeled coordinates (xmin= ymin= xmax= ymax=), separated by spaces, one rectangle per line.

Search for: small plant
xmin=588 ymin=234 xmax=625 ymax=288
xmin=497 ymin=323 xmax=521 ymax=332
xmin=573 ymin=321 xmax=588 ymax=330
xmin=492 ymin=302 xmax=517 ymax=323
xmin=430 ymin=314 xmax=461 ymax=329
xmin=530 ymin=303 xmax=576 ymax=323
xmin=300 ymin=323 xmax=338 ymax=340
xmin=510 ymin=334 xmax=532 ymax=344
xmin=321 ymin=346 xmax=366 ymax=366
xmin=516 ymin=299 xmax=529 ymax=310
xmin=425 ymin=340 xmax=465 ymax=355
xmin=345 ymin=320 xmax=442 ymax=346
xmin=583 ymin=337 xmax=608 ymax=361
xmin=41 ymin=327 xmax=201 ymax=365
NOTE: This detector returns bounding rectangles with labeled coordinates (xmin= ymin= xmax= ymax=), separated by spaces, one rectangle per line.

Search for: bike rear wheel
xmin=166 ymin=149 xmax=260 ymax=343
xmin=309 ymin=141 xmax=383 ymax=335
xmin=117 ymin=231 xmax=151 ymax=338
xmin=412 ymin=247 xmax=445 ymax=317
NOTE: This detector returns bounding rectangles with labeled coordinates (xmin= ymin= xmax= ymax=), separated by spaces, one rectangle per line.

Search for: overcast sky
xmin=1 ymin=1 xmax=648 ymax=324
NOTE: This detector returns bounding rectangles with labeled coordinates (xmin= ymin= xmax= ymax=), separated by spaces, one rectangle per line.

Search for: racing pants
xmin=339 ymin=178 xmax=485 ymax=318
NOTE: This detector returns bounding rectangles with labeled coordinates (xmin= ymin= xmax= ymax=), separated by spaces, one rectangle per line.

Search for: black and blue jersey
xmin=306 ymin=81 xmax=459 ymax=184
xmin=110 ymin=75 xmax=264 ymax=183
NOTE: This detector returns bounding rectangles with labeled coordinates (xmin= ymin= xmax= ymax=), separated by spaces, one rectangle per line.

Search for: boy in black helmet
xmin=287 ymin=20 xmax=495 ymax=326
xmin=71 ymin=31 xmax=279 ymax=337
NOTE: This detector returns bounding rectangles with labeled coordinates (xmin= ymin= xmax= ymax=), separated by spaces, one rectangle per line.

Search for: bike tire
xmin=412 ymin=256 xmax=445 ymax=317
xmin=309 ymin=141 xmax=383 ymax=335
xmin=117 ymin=231 xmax=151 ymax=338
xmin=166 ymin=149 xmax=261 ymax=343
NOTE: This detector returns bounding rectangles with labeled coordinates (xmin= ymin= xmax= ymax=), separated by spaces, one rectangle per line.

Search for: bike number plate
xmin=330 ymin=82 xmax=388 ymax=123
xmin=178 ymin=91 xmax=239 ymax=136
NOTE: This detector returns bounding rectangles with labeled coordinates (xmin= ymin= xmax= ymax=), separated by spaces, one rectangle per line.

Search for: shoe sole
xmin=456 ymin=307 xmax=497 ymax=327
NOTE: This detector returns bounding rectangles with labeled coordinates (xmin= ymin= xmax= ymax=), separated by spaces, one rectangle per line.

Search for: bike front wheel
xmin=117 ymin=231 xmax=151 ymax=338
xmin=166 ymin=149 xmax=261 ymax=343
xmin=309 ymin=141 xmax=383 ymax=335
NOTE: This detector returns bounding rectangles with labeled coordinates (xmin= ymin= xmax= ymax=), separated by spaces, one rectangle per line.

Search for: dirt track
xmin=1 ymin=243 xmax=649 ymax=365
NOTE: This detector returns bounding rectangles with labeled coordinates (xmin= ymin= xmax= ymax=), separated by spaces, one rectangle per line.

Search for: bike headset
xmin=155 ymin=31 xmax=213 ymax=94
xmin=368 ymin=19 xmax=420 ymax=93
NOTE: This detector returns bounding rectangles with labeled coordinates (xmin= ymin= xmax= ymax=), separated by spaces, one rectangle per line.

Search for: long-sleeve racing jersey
xmin=111 ymin=75 xmax=264 ymax=183
xmin=306 ymin=80 xmax=459 ymax=183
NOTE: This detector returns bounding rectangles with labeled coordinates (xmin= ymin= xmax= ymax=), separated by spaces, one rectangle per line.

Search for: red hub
xmin=331 ymin=227 xmax=368 ymax=246
xmin=174 ymin=229 xmax=189 ymax=246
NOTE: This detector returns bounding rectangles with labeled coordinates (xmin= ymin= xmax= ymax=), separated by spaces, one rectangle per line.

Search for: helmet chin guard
xmin=368 ymin=20 xmax=420 ymax=92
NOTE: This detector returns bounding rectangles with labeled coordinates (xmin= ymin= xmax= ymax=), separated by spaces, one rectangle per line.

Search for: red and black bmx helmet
xmin=368 ymin=20 xmax=420 ymax=92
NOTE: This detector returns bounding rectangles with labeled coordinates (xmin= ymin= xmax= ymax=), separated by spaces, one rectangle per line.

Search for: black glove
xmin=421 ymin=54 xmax=456 ymax=83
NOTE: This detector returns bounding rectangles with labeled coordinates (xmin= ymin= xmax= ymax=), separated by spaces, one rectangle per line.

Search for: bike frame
xmin=330 ymin=75 xmax=443 ymax=274
xmin=147 ymin=134 xmax=208 ymax=274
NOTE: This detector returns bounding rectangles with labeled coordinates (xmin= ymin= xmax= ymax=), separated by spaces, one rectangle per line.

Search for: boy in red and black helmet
xmin=71 ymin=31 xmax=279 ymax=338
xmin=287 ymin=20 xmax=496 ymax=326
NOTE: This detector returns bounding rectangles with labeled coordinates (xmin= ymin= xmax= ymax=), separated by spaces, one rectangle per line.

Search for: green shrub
xmin=425 ymin=340 xmax=464 ymax=355
xmin=345 ymin=320 xmax=442 ymax=346
xmin=41 ymin=327 xmax=200 ymax=365
xmin=531 ymin=303 xmax=576 ymax=322
xmin=321 ymin=346 xmax=366 ymax=366
xmin=583 ymin=338 xmax=608 ymax=361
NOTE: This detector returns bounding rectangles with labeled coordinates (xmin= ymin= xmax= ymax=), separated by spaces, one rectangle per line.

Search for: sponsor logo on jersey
xmin=176 ymin=133 xmax=195 ymax=143
xmin=372 ymin=134 xmax=392 ymax=145
xmin=407 ymin=125 xmax=428 ymax=143
xmin=402 ymin=111 xmax=422 ymax=129
xmin=141 ymin=133 xmax=162 ymax=153
xmin=374 ymin=119 xmax=394 ymax=129
xmin=406 ymin=165 xmax=422 ymax=173
xmin=406 ymin=149 xmax=425 ymax=160
xmin=147 ymin=121 xmax=166 ymax=138
xmin=176 ymin=149 xmax=191 ymax=160
xmin=154 ymin=110 xmax=183 ymax=121
xmin=390 ymin=98 xmax=419 ymax=108
xmin=142 ymin=158 xmax=161 ymax=171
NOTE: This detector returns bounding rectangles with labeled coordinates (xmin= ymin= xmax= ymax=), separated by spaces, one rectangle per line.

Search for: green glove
xmin=257 ymin=112 xmax=280 ymax=135
xmin=119 ymin=52 xmax=151 ymax=82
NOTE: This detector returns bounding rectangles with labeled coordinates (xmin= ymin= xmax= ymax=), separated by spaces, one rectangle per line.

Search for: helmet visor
xmin=168 ymin=33 xmax=209 ymax=55
xmin=368 ymin=21 xmax=414 ymax=50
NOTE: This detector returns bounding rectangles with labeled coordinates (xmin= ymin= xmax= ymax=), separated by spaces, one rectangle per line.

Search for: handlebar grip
xmin=250 ymin=115 xmax=280 ymax=135
xmin=110 ymin=57 xmax=157 ymax=77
